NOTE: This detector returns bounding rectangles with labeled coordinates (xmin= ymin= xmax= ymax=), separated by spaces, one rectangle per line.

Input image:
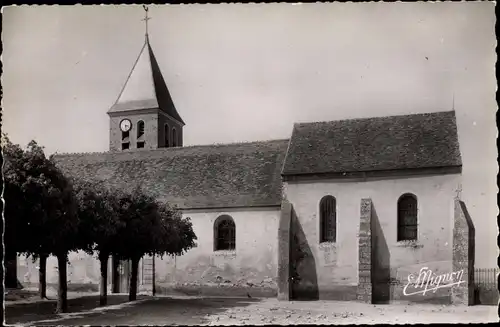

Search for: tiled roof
xmin=282 ymin=111 xmax=462 ymax=176
xmin=108 ymin=37 xmax=185 ymax=125
xmin=53 ymin=139 xmax=289 ymax=210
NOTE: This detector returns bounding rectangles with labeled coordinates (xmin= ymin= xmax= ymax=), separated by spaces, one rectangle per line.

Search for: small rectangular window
xmin=137 ymin=142 xmax=145 ymax=149
xmin=122 ymin=143 xmax=130 ymax=150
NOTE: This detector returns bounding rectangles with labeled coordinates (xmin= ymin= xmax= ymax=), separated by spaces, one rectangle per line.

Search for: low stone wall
xmin=22 ymin=282 xmax=100 ymax=293
xmin=474 ymin=285 xmax=499 ymax=305
xmin=21 ymin=282 xmax=155 ymax=295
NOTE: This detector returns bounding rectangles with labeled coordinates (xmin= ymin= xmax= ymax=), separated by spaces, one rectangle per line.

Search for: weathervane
xmin=142 ymin=5 xmax=151 ymax=37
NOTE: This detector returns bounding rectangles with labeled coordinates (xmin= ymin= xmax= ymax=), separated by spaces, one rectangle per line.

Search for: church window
xmin=319 ymin=195 xmax=336 ymax=243
xmin=172 ymin=128 xmax=178 ymax=147
xmin=397 ymin=193 xmax=418 ymax=241
xmin=214 ymin=215 xmax=236 ymax=251
xmin=137 ymin=142 xmax=145 ymax=148
xmin=122 ymin=142 xmax=130 ymax=150
xmin=164 ymin=124 xmax=170 ymax=147
xmin=137 ymin=120 xmax=145 ymax=139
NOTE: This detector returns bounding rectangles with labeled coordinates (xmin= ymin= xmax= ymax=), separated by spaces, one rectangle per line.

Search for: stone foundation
xmin=156 ymin=283 xmax=276 ymax=298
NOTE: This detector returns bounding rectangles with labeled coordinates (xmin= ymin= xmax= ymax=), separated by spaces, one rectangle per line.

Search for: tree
xmin=3 ymin=135 xmax=79 ymax=313
xmin=3 ymin=135 xmax=29 ymax=290
xmin=73 ymin=180 xmax=122 ymax=306
xmin=113 ymin=188 xmax=196 ymax=301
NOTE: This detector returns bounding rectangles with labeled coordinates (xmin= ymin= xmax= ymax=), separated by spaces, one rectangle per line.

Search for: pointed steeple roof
xmin=108 ymin=36 xmax=185 ymax=125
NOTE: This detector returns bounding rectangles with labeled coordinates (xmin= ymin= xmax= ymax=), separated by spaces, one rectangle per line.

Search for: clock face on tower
xmin=120 ymin=119 xmax=132 ymax=132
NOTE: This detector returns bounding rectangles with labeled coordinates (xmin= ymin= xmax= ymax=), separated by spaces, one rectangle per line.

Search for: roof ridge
xmin=53 ymin=138 xmax=290 ymax=157
xmin=295 ymin=110 xmax=455 ymax=127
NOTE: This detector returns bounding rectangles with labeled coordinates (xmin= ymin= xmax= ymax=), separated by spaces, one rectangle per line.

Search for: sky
xmin=2 ymin=3 xmax=497 ymax=267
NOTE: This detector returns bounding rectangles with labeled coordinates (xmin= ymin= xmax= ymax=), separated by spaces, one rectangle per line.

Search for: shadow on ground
xmin=5 ymin=289 xmax=40 ymax=301
xmin=7 ymin=296 xmax=262 ymax=326
xmin=5 ymin=294 xmax=148 ymax=325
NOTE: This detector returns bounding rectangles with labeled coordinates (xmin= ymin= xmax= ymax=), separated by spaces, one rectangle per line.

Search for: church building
xmin=17 ymin=21 xmax=475 ymax=305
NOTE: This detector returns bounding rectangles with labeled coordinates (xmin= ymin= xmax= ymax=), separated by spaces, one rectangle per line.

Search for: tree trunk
xmin=55 ymin=254 xmax=68 ymax=313
xmin=129 ymin=258 xmax=139 ymax=301
xmin=39 ymin=254 xmax=48 ymax=299
xmin=152 ymin=256 xmax=156 ymax=296
xmin=99 ymin=254 xmax=109 ymax=306
xmin=5 ymin=250 xmax=19 ymax=289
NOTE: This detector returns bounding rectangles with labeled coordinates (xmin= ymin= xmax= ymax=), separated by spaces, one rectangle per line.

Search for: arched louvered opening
xmin=172 ymin=128 xmax=178 ymax=147
xmin=164 ymin=123 xmax=170 ymax=147
xmin=137 ymin=120 xmax=145 ymax=138
xmin=137 ymin=120 xmax=145 ymax=148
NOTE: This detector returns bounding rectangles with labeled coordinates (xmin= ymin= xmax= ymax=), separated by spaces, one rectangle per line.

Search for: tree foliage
xmin=2 ymin=135 xmax=79 ymax=312
xmin=3 ymin=134 xmax=197 ymax=305
xmin=73 ymin=180 xmax=122 ymax=257
xmin=72 ymin=180 xmax=123 ymax=305
xmin=111 ymin=187 xmax=197 ymax=300
xmin=113 ymin=187 xmax=196 ymax=260
xmin=3 ymin=135 xmax=79 ymax=257
xmin=73 ymin=183 xmax=197 ymax=302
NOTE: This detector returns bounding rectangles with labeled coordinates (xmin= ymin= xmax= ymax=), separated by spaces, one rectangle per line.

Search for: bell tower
xmin=107 ymin=6 xmax=185 ymax=152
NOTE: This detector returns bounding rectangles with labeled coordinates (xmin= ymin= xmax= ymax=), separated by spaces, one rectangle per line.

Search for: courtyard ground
xmin=5 ymin=294 xmax=498 ymax=326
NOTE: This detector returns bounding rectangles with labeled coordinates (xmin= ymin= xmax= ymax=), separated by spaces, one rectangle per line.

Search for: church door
xmin=112 ymin=256 xmax=131 ymax=293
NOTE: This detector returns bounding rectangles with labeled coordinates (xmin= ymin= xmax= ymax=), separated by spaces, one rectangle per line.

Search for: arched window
xmin=319 ymin=195 xmax=336 ymax=243
xmin=172 ymin=128 xmax=177 ymax=147
xmin=137 ymin=120 xmax=145 ymax=148
xmin=164 ymin=124 xmax=170 ymax=147
xmin=137 ymin=120 xmax=145 ymax=138
xmin=397 ymin=193 xmax=418 ymax=241
xmin=214 ymin=215 xmax=235 ymax=251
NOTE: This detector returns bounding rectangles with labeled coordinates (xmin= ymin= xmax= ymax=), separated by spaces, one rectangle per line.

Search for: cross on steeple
xmin=142 ymin=5 xmax=151 ymax=38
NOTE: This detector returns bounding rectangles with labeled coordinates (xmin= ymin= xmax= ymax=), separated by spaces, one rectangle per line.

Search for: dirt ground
xmin=6 ymin=294 xmax=498 ymax=326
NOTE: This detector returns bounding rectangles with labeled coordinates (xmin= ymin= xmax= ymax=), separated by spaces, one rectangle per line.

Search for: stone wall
xmin=153 ymin=207 xmax=280 ymax=297
xmin=17 ymin=207 xmax=280 ymax=297
xmin=109 ymin=112 xmax=159 ymax=151
xmin=357 ymin=198 xmax=372 ymax=303
xmin=451 ymin=200 xmax=475 ymax=305
xmin=157 ymin=111 xmax=183 ymax=147
xmin=277 ymin=201 xmax=292 ymax=300
xmin=283 ymin=173 xmax=461 ymax=303
xmin=17 ymin=252 xmax=154 ymax=293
